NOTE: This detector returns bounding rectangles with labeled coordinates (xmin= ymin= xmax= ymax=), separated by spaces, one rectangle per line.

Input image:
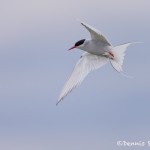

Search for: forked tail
xmin=110 ymin=43 xmax=136 ymax=77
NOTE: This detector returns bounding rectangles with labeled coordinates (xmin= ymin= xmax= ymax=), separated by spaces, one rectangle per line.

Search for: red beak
xmin=68 ymin=46 xmax=76 ymax=51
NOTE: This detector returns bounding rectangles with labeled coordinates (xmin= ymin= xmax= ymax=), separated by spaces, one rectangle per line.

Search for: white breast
xmin=81 ymin=40 xmax=112 ymax=56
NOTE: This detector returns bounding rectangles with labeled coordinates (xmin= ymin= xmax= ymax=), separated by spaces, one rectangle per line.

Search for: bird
xmin=57 ymin=21 xmax=135 ymax=105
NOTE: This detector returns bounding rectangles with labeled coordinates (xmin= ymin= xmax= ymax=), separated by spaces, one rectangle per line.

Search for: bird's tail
xmin=110 ymin=43 xmax=135 ymax=76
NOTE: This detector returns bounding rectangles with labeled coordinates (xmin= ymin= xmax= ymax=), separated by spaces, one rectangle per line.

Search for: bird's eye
xmin=75 ymin=39 xmax=85 ymax=47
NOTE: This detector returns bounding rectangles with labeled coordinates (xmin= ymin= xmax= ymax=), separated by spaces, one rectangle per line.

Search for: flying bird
xmin=57 ymin=21 xmax=135 ymax=105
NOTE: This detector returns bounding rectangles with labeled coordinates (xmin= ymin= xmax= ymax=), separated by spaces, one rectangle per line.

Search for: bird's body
xmin=57 ymin=21 xmax=135 ymax=105
xmin=80 ymin=39 xmax=112 ymax=56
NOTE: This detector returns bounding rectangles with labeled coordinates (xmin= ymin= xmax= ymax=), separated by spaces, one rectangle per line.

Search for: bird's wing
xmin=81 ymin=21 xmax=111 ymax=46
xmin=57 ymin=53 xmax=108 ymax=105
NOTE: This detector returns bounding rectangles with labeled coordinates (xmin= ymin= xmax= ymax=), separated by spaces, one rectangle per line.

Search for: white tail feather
xmin=110 ymin=43 xmax=134 ymax=74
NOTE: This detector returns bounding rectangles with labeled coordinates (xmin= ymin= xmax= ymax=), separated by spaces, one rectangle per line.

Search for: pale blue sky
xmin=0 ymin=0 xmax=150 ymax=150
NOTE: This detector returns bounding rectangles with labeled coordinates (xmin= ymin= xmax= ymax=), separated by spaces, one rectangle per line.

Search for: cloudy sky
xmin=0 ymin=0 xmax=150 ymax=150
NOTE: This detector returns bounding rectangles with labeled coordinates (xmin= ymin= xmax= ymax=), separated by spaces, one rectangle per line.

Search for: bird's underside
xmin=80 ymin=39 xmax=112 ymax=56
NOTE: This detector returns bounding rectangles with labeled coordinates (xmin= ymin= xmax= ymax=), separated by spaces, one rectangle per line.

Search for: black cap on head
xmin=75 ymin=39 xmax=85 ymax=47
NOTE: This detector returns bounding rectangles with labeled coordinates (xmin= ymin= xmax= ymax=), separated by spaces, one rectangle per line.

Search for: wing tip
xmin=56 ymin=99 xmax=62 ymax=106
xmin=76 ymin=18 xmax=85 ymax=27
xmin=56 ymin=101 xmax=60 ymax=106
xmin=56 ymin=98 xmax=63 ymax=106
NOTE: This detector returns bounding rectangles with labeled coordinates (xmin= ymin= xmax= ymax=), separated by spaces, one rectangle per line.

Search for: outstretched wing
xmin=81 ymin=21 xmax=111 ymax=46
xmin=57 ymin=53 xmax=108 ymax=105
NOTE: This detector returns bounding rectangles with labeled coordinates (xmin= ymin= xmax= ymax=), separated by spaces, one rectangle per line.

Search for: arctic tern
xmin=57 ymin=21 xmax=135 ymax=105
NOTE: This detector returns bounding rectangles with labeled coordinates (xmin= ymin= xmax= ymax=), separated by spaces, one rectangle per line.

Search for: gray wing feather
xmin=57 ymin=53 xmax=108 ymax=105
xmin=81 ymin=21 xmax=111 ymax=46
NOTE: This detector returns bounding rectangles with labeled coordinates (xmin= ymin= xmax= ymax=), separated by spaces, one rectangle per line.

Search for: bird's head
xmin=68 ymin=39 xmax=86 ymax=50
